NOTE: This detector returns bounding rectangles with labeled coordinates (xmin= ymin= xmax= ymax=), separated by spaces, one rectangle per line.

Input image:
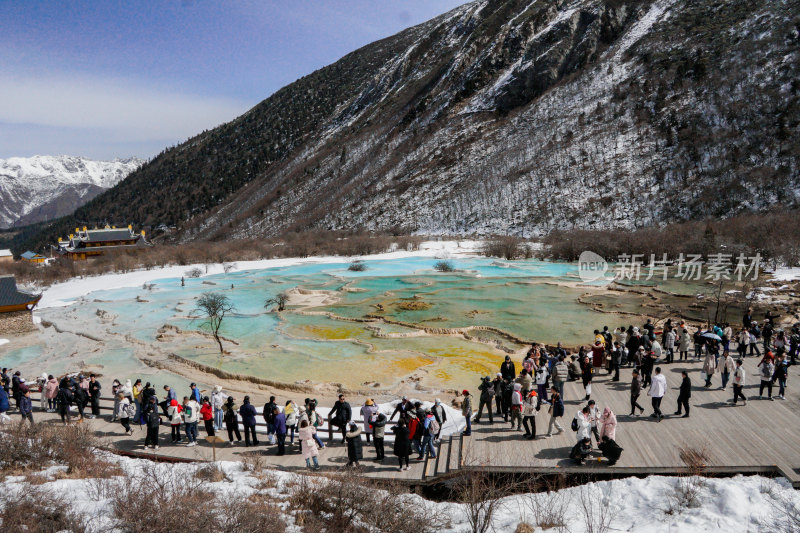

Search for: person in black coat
xmin=329 ymin=394 xmax=352 ymax=443
xmin=11 ymin=371 xmax=25 ymax=410
xmin=345 ymin=422 xmax=363 ymax=467
xmin=88 ymin=374 xmax=102 ymax=418
xmin=389 ymin=397 xmax=411 ymax=421
xmin=74 ymin=386 xmax=89 ymax=421
xmin=674 ymin=371 xmax=691 ymax=417
xmin=262 ymin=396 xmax=278 ymax=443
xmin=57 ymin=385 xmax=73 ymax=424
xmin=598 ymin=435 xmax=623 ymax=465
xmin=500 ymin=356 xmax=516 ymax=381
xmin=144 ymin=397 xmax=161 ymax=449
xmin=570 ymin=437 xmax=592 ymax=465
xmin=392 ymin=419 xmax=412 ymax=471
xmin=474 ymin=377 xmax=494 ymax=424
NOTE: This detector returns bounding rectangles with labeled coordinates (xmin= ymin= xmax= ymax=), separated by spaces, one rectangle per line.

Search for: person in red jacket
xmin=200 ymin=396 xmax=215 ymax=437
xmin=407 ymin=411 xmax=422 ymax=456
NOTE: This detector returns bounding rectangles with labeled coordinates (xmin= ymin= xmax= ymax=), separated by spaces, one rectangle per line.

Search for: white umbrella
xmin=701 ymin=332 xmax=722 ymax=341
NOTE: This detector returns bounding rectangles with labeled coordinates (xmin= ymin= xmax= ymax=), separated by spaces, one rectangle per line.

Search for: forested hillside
xmin=17 ymin=0 xmax=800 ymax=253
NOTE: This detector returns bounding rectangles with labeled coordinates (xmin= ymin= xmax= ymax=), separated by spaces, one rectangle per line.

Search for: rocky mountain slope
xmin=20 ymin=0 xmax=800 ymax=249
xmin=0 ymin=156 xmax=142 ymax=228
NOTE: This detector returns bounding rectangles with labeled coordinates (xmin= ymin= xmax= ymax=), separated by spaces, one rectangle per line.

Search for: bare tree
xmin=455 ymin=471 xmax=533 ymax=533
xmin=264 ymin=292 xmax=288 ymax=312
xmin=193 ymin=292 xmax=235 ymax=353
xmin=578 ymin=482 xmax=614 ymax=533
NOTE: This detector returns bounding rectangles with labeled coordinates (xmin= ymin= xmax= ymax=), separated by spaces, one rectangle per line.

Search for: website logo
xmin=578 ymin=251 xmax=610 ymax=284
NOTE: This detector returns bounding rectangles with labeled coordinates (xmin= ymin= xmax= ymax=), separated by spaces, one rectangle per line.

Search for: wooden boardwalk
xmin=20 ymin=354 xmax=800 ymax=487
xmin=460 ymin=356 xmax=800 ymax=487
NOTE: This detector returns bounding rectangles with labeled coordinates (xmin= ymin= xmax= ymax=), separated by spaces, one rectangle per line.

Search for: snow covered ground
xmin=36 ymin=240 xmax=484 ymax=308
xmin=2 ymin=450 xmax=797 ymax=533
xmin=768 ymin=267 xmax=800 ymax=282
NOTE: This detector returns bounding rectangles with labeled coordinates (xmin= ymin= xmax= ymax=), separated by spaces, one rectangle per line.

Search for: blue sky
xmin=0 ymin=0 xmax=467 ymax=160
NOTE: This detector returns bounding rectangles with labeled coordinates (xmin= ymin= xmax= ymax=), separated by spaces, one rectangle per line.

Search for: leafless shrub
xmin=760 ymin=479 xmax=800 ymax=533
xmin=664 ymin=446 xmax=710 ymax=515
xmin=223 ymin=262 xmax=237 ymax=273
xmin=0 ymin=421 xmax=117 ymax=478
xmin=455 ymin=471 xmax=527 ymax=533
xmin=113 ymin=485 xmax=218 ymax=532
xmin=111 ymin=463 xmax=217 ymax=532
xmin=289 ymin=470 xmax=446 ymax=533
xmin=185 ymin=267 xmax=203 ymax=278
xmin=86 ymin=475 xmax=123 ymax=501
xmin=519 ymin=481 xmax=572 ymax=533
xmin=679 ymin=445 xmax=709 ymax=474
xmin=665 ymin=476 xmax=706 ymax=515
xmin=195 ymin=462 xmax=230 ymax=483
xmin=578 ymin=483 xmax=614 ymax=533
xmin=216 ymin=492 xmax=287 ymax=533
xmin=0 ymin=487 xmax=87 ymax=532
xmin=481 ymin=237 xmax=525 ymax=260
xmin=241 ymin=452 xmax=267 ymax=474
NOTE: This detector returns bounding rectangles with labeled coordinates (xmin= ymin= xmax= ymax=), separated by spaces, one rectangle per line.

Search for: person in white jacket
xmin=569 ymin=407 xmax=592 ymax=464
xmin=737 ymin=327 xmax=750 ymax=359
xmin=182 ymin=396 xmax=201 ymax=446
xmin=721 ymin=351 xmax=736 ymax=390
xmin=648 ymin=367 xmax=667 ymax=421
xmin=586 ymin=399 xmax=601 ymax=443
xmin=117 ymin=394 xmax=134 ymax=435
xmin=210 ymin=385 xmax=227 ymax=431
xmin=574 ymin=407 xmax=592 ymax=442
xmin=521 ymin=391 xmax=539 ymax=439
xmin=731 ymin=359 xmax=747 ymax=405
xmin=664 ymin=328 xmax=676 ymax=363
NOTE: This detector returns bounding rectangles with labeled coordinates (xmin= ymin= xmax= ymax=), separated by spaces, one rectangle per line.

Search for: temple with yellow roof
xmin=52 ymin=225 xmax=151 ymax=260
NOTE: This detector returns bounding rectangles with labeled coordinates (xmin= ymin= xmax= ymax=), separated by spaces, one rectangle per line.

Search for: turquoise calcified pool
xmin=2 ymin=256 xmax=715 ymax=390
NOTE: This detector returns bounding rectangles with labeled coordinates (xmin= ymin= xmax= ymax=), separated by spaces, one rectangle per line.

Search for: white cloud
xmin=0 ymin=73 xmax=252 ymax=155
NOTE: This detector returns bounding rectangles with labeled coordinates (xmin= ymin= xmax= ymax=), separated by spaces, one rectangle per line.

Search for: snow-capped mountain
xmin=0 ymin=156 xmax=143 ymax=228
xmin=19 ymin=0 xmax=800 ymax=247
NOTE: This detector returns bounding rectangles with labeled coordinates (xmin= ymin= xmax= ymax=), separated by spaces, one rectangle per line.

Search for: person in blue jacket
xmin=19 ymin=389 xmax=34 ymax=425
xmin=189 ymin=383 xmax=202 ymax=404
xmin=273 ymin=407 xmax=287 ymax=456
xmin=239 ymin=395 xmax=259 ymax=447
xmin=0 ymin=386 xmax=10 ymax=424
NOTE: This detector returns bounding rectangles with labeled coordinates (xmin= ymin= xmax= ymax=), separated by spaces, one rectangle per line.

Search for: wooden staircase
xmin=422 ymin=433 xmax=465 ymax=482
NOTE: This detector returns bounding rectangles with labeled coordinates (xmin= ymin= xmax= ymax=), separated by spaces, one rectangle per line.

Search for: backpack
xmin=571 ymin=418 xmax=579 ymax=431
xmin=427 ymin=418 xmax=440 ymax=435
xmin=125 ymin=403 xmax=136 ymax=418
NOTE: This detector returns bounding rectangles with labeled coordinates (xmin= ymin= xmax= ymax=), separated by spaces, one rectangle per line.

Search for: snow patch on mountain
xmin=0 ymin=155 xmax=142 ymax=228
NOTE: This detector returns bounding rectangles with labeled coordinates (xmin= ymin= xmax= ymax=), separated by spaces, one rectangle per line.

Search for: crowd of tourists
xmin=0 ymin=371 xmax=449 ymax=472
xmin=0 ymin=307 xmax=793 ymax=471
xmin=459 ymin=308 xmax=793 ymax=466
